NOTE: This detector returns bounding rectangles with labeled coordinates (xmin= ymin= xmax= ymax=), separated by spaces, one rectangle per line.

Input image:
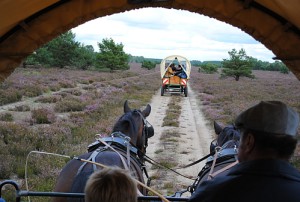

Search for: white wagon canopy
xmin=160 ymin=55 xmax=191 ymax=79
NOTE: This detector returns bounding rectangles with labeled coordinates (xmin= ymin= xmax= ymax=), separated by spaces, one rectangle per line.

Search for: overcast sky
xmin=72 ymin=8 xmax=275 ymax=62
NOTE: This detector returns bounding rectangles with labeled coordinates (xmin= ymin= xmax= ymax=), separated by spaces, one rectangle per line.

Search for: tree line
xmin=25 ymin=30 xmax=159 ymax=71
xmin=25 ymin=30 xmax=289 ymax=77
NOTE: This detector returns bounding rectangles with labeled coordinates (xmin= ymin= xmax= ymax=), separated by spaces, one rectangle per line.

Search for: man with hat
xmin=189 ymin=101 xmax=300 ymax=202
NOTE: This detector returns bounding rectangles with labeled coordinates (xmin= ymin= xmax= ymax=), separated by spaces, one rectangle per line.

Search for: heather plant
xmin=78 ymin=79 xmax=90 ymax=84
xmin=35 ymin=95 xmax=62 ymax=103
xmin=0 ymin=88 xmax=22 ymax=105
xmin=62 ymin=89 xmax=82 ymax=96
xmin=53 ymin=91 xmax=69 ymax=98
xmin=59 ymin=80 xmax=76 ymax=88
xmin=31 ymin=108 xmax=56 ymax=124
xmin=54 ymin=96 xmax=86 ymax=112
xmin=82 ymin=85 xmax=96 ymax=90
xmin=22 ymin=84 xmax=44 ymax=97
xmin=30 ymin=124 xmax=71 ymax=152
xmin=0 ymin=122 xmax=74 ymax=196
xmin=0 ymin=113 xmax=14 ymax=121
xmin=0 ymin=122 xmax=34 ymax=178
xmin=49 ymin=83 xmax=61 ymax=91
xmin=69 ymin=112 xmax=87 ymax=126
xmin=9 ymin=104 xmax=31 ymax=111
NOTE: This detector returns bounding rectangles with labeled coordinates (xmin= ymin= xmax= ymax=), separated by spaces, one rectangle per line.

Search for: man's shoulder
xmin=229 ymin=159 xmax=300 ymax=180
xmin=189 ymin=175 xmax=236 ymax=201
xmin=189 ymin=160 xmax=300 ymax=202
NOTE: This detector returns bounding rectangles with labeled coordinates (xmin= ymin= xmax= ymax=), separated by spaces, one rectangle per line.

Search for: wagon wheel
xmin=161 ymin=86 xmax=165 ymax=96
xmin=184 ymin=86 xmax=188 ymax=97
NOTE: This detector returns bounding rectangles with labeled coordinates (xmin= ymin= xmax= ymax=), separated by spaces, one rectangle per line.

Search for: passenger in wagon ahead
xmin=85 ymin=167 xmax=137 ymax=202
xmin=189 ymin=101 xmax=300 ymax=202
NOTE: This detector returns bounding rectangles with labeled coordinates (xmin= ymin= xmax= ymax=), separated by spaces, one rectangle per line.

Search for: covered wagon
xmin=160 ymin=55 xmax=191 ymax=97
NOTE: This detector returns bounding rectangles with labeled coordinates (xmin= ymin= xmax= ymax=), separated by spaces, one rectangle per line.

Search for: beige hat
xmin=235 ymin=101 xmax=300 ymax=136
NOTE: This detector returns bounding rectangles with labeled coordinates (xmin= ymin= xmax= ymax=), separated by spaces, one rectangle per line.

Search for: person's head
xmin=84 ymin=167 xmax=137 ymax=202
xmin=235 ymin=101 xmax=299 ymax=162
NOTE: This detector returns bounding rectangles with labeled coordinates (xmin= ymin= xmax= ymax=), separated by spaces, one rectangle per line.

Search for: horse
xmin=53 ymin=100 xmax=154 ymax=202
xmin=190 ymin=121 xmax=240 ymax=193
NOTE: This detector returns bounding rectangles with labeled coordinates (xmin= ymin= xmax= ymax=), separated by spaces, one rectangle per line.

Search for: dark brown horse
xmin=190 ymin=121 xmax=240 ymax=193
xmin=53 ymin=100 xmax=154 ymax=202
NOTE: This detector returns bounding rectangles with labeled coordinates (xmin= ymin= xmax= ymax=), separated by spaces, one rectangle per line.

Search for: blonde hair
xmin=84 ymin=167 xmax=137 ymax=202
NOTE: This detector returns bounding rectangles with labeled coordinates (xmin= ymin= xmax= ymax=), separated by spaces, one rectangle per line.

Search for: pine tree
xmin=96 ymin=38 xmax=129 ymax=71
xmin=221 ymin=48 xmax=254 ymax=81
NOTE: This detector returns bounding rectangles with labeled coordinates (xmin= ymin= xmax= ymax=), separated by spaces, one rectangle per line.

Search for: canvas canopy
xmin=160 ymin=55 xmax=191 ymax=79
xmin=1 ymin=0 xmax=300 ymax=82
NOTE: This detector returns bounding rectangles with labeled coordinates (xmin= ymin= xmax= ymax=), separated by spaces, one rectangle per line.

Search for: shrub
xmin=0 ymin=113 xmax=14 ymax=121
xmin=54 ymin=97 xmax=86 ymax=112
xmin=62 ymin=89 xmax=82 ymax=96
xmin=31 ymin=108 xmax=56 ymax=124
xmin=0 ymin=155 xmax=15 ymax=178
xmin=82 ymin=85 xmax=96 ymax=90
xmin=199 ymin=63 xmax=218 ymax=74
xmin=59 ymin=81 xmax=76 ymax=88
xmin=10 ymin=104 xmax=30 ymax=111
xmin=30 ymin=124 xmax=71 ymax=152
xmin=22 ymin=85 xmax=44 ymax=97
xmin=141 ymin=60 xmax=156 ymax=70
xmin=54 ymin=91 xmax=69 ymax=98
xmin=78 ymin=79 xmax=90 ymax=84
xmin=49 ymin=84 xmax=61 ymax=91
xmin=35 ymin=95 xmax=62 ymax=103
xmin=0 ymin=88 xmax=22 ymax=105
xmin=279 ymin=65 xmax=289 ymax=74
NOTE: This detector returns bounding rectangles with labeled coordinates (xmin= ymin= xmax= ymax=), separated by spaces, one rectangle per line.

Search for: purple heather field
xmin=0 ymin=63 xmax=299 ymax=200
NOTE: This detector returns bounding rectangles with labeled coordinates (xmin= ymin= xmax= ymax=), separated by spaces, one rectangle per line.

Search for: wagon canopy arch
xmin=1 ymin=0 xmax=300 ymax=81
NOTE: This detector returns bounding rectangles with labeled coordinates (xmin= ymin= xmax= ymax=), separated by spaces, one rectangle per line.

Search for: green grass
xmin=162 ymin=96 xmax=182 ymax=127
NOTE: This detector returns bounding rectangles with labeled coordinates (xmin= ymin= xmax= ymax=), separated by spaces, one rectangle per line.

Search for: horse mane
xmin=112 ymin=110 xmax=140 ymax=145
xmin=217 ymin=125 xmax=240 ymax=149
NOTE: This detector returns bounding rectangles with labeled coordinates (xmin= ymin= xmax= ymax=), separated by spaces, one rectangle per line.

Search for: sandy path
xmin=145 ymin=85 xmax=214 ymax=196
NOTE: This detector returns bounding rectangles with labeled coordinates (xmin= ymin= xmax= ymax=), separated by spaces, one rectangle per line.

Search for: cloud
xmin=72 ymin=8 xmax=275 ymax=62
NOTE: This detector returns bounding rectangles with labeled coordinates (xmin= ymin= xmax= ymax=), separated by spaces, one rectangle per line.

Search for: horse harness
xmin=189 ymin=146 xmax=238 ymax=194
xmin=76 ymin=132 xmax=151 ymax=191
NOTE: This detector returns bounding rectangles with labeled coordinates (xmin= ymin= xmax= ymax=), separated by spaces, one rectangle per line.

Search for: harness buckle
xmin=124 ymin=136 xmax=131 ymax=144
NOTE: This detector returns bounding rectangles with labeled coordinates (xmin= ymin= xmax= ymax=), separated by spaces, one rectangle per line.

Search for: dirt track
xmin=145 ymin=84 xmax=214 ymax=196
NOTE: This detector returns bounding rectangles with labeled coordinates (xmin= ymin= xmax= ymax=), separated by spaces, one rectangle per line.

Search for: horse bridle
xmin=134 ymin=110 xmax=154 ymax=156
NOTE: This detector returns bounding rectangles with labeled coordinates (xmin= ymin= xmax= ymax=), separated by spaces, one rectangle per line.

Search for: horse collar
xmin=206 ymin=148 xmax=238 ymax=163
xmin=93 ymin=132 xmax=138 ymax=155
